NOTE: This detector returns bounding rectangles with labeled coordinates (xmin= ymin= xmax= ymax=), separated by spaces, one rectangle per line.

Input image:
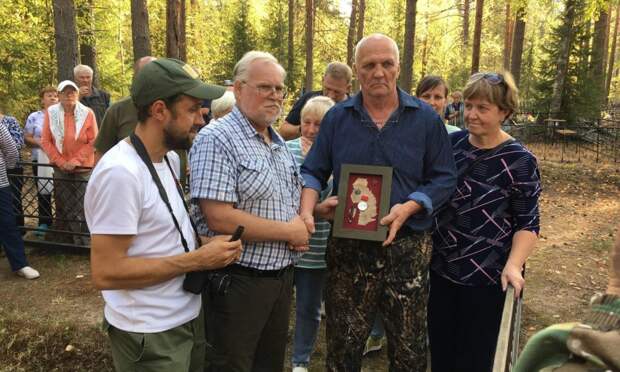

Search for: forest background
xmin=0 ymin=0 xmax=618 ymax=126
xmin=1 ymin=2 xmax=620 ymax=370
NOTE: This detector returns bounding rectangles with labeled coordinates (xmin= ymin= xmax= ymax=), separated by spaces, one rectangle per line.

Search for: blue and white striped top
xmin=0 ymin=124 xmax=18 ymax=188
xmin=287 ymin=138 xmax=331 ymax=269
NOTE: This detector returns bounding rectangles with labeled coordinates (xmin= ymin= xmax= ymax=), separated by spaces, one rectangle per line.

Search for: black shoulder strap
xmin=163 ymin=155 xmax=202 ymax=240
xmin=129 ymin=134 xmax=200 ymax=253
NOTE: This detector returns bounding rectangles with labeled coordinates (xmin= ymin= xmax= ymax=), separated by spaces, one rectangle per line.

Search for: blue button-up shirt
xmin=189 ymin=106 xmax=302 ymax=270
xmin=301 ymin=89 xmax=457 ymax=231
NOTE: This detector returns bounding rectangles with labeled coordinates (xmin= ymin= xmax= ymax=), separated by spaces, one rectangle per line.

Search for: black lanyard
xmin=129 ymin=134 xmax=200 ymax=253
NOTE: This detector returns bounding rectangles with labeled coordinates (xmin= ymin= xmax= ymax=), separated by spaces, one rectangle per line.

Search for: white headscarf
xmin=47 ymin=102 xmax=90 ymax=153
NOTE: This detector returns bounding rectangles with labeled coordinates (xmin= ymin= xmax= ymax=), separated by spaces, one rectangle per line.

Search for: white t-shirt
xmin=84 ymin=140 xmax=199 ymax=333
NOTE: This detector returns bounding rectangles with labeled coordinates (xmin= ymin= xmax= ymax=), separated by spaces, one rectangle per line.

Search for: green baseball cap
xmin=131 ymin=58 xmax=225 ymax=107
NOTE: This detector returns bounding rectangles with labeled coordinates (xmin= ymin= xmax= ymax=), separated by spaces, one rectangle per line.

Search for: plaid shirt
xmin=189 ymin=106 xmax=302 ymax=270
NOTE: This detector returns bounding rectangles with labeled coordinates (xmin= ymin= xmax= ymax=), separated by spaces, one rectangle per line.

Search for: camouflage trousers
xmin=325 ymin=230 xmax=432 ymax=372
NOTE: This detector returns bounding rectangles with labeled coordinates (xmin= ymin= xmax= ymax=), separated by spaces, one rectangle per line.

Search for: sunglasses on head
xmin=472 ymin=72 xmax=505 ymax=85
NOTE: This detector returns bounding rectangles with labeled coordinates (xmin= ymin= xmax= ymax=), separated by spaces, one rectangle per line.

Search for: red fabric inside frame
xmin=341 ymin=173 xmax=382 ymax=231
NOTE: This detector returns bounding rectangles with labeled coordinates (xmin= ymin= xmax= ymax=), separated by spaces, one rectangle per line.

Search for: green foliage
xmin=0 ymin=0 xmax=56 ymax=121
xmin=262 ymin=0 xmax=288 ymax=64
xmin=534 ymin=0 xmax=605 ymax=122
xmin=213 ymin=0 xmax=258 ymax=83
xmin=0 ymin=0 xmax=618 ymax=123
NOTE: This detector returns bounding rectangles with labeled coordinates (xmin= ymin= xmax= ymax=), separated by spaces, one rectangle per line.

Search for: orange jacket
xmin=41 ymin=108 xmax=98 ymax=169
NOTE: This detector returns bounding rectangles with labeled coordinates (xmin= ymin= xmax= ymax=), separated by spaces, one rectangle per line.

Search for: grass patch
xmin=0 ymin=314 xmax=113 ymax=372
xmin=590 ymin=238 xmax=613 ymax=254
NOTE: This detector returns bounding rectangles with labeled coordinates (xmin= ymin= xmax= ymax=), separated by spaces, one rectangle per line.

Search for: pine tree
xmin=534 ymin=1 xmax=601 ymax=123
xmin=216 ymin=0 xmax=257 ymax=82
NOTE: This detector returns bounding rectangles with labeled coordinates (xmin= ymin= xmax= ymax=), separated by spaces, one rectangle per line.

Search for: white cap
xmin=57 ymin=80 xmax=79 ymax=92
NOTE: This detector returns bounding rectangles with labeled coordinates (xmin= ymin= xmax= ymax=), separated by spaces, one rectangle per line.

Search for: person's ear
xmin=150 ymin=100 xmax=168 ymax=121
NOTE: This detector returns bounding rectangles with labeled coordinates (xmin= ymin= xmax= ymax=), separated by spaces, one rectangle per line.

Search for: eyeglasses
xmin=241 ymin=81 xmax=288 ymax=98
xmin=471 ymin=72 xmax=505 ymax=85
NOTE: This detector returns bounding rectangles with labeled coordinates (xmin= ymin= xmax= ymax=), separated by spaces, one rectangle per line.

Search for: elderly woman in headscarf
xmin=41 ymin=80 xmax=98 ymax=246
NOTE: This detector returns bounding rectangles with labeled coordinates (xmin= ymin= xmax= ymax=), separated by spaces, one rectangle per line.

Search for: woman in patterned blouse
xmin=428 ymin=72 xmax=541 ymax=372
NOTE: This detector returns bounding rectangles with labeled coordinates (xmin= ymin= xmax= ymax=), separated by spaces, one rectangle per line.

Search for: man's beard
xmin=163 ymin=121 xmax=192 ymax=150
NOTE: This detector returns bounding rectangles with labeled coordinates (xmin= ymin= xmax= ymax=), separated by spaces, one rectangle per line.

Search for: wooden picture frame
xmin=332 ymin=164 xmax=393 ymax=242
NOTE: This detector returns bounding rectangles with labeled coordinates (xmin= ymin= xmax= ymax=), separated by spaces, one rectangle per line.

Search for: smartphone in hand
xmin=229 ymin=226 xmax=244 ymax=242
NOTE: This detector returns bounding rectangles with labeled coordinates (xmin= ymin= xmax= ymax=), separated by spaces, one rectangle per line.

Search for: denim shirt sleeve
xmin=407 ymin=116 xmax=457 ymax=216
xmin=300 ymin=109 xmax=335 ymax=193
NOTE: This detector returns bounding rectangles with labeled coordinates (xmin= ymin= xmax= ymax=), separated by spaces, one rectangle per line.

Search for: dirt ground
xmin=1 ymin=157 xmax=619 ymax=371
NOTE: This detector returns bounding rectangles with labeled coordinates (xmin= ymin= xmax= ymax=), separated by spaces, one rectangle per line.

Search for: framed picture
xmin=332 ymin=164 xmax=393 ymax=242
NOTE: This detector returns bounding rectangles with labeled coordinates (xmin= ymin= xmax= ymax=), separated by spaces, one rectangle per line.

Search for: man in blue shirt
xmin=299 ymin=34 xmax=456 ymax=371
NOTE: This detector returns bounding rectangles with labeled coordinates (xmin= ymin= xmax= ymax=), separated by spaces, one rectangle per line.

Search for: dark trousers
xmin=7 ymin=167 xmax=24 ymax=229
xmin=325 ymin=232 xmax=431 ymax=372
xmin=53 ymin=169 xmax=90 ymax=242
xmin=0 ymin=186 xmax=29 ymax=271
xmin=428 ymin=271 xmax=505 ymax=372
xmin=204 ymin=266 xmax=294 ymax=372
xmin=32 ymin=162 xmax=52 ymax=226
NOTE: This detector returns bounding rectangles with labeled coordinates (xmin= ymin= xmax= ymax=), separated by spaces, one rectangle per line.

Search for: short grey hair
xmin=232 ymin=51 xmax=286 ymax=82
xmin=354 ymin=34 xmax=400 ymax=65
xmin=211 ymin=91 xmax=236 ymax=118
xmin=301 ymin=96 xmax=335 ymax=122
xmin=73 ymin=64 xmax=94 ymax=77
xmin=324 ymin=62 xmax=352 ymax=83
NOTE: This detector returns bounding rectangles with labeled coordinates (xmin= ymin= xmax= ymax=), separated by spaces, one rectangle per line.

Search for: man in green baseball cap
xmin=131 ymin=58 xmax=226 ymax=108
xmin=85 ymin=58 xmax=241 ymax=372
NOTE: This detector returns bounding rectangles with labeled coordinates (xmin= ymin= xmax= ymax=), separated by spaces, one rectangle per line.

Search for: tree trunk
xmin=401 ymin=0 xmax=417 ymax=93
xmin=420 ymin=35 xmax=428 ymax=79
xmin=356 ymin=0 xmax=365 ymax=43
xmin=463 ymin=0 xmax=470 ymax=47
xmin=346 ymin=0 xmax=358 ymax=67
xmin=79 ymin=0 xmax=99 ymax=87
xmin=131 ymin=0 xmax=151 ymax=61
xmin=287 ymin=0 xmax=295 ymax=86
xmin=503 ymin=0 xmax=512 ymax=71
xmin=604 ymin=6 xmax=611 ymax=80
xmin=606 ymin=4 xmax=620 ymax=99
xmin=179 ymin=0 xmax=187 ymax=61
xmin=304 ymin=0 xmax=314 ymax=92
xmin=550 ymin=0 xmax=577 ymax=116
xmin=166 ymin=0 xmax=185 ymax=60
xmin=510 ymin=6 xmax=526 ymax=86
xmin=53 ymin=0 xmax=79 ymax=82
xmin=591 ymin=3 xmax=610 ymax=96
xmin=471 ymin=0 xmax=484 ymax=74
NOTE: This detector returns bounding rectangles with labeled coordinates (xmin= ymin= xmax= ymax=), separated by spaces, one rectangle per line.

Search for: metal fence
xmin=8 ymin=162 xmax=91 ymax=250
xmin=506 ymin=116 xmax=620 ymax=163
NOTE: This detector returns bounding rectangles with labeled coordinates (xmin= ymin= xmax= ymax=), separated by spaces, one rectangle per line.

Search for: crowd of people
xmin=5 ymin=31 xmax=616 ymax=372
xmin=1 ymin=63 xmax=111 ymax=279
